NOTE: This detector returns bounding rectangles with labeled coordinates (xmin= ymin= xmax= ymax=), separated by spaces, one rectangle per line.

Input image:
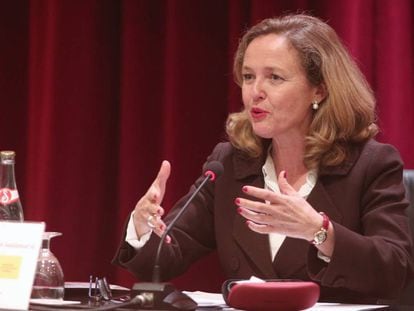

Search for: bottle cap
xmin=0 ymin=151 xmax=16 ymax=163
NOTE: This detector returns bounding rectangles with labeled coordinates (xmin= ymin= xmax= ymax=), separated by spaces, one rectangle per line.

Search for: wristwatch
xmin=310 ymin=212 xmax=329 ymax=245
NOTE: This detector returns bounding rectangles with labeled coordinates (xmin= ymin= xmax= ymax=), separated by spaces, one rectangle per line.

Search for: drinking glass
xmin=31 ymin=232 xmax=65 ymax=300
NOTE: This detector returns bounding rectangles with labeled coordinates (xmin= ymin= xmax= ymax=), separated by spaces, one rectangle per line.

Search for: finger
xmin=236 ymin=198 xmax=272 ymax=216
xmin=237 ymin=205 xmax=271 ymax=224
xmin=134 ymin=199 xmax=164 ymax=223
xmin=133 ymin=210 xmax=163 ymax=237
xmin=152 ymin=217 xmax=167 ymax=235
xmin=242 ymin=185 xmax=284 ymax=203
xmin=277 ymin=170 xmax=298 ymax=196
xmin=155 ymin=160 xmax=171 ymax=189
xmin=152 ymin=220 xmax=172 ymax=243
xmin=147 ymin=160 xmax=171 ymax=204
xmin=246 ymin=220 xmax=274 ymax=234
xmin=146 ymin=206 xmax=165 ymax=217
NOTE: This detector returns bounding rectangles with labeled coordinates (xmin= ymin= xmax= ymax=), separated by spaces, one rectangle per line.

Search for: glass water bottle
xmin=0 ymin=150 xmax=24 ymax=221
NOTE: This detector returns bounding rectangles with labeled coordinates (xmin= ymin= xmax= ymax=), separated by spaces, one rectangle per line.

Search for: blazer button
xmin=230 ymin=257 xmax=240 ymax=271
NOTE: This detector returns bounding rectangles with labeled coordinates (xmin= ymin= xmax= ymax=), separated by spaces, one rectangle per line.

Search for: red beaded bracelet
xmin=310 ymin=212 xmax=330 ymax=245
xmin=320 ymin=212 xmax=329 ymax=230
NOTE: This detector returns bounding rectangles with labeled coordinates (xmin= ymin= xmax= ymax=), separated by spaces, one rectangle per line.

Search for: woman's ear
xmin=315 ymin=83 xmax=327 ymax=103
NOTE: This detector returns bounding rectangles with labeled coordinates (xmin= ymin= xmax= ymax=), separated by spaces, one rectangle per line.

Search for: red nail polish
xmin=242 ymin=186 xmax=248 ymax=193
xmin=237 ymin=207 xmax=242 ymax=214
xmin=234 ymin=198 xmax=240 ymax=205
xmin=283 ymin=171 xmax=287 ymax=178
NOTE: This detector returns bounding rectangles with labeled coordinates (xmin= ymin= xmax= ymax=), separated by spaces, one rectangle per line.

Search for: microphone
xmin=153 ymin=160 xmax=223 ymax=282
xmin=131 ymin=160 xmax=224 ymax=310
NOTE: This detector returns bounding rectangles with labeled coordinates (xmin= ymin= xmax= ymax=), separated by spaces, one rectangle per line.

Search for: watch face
xmin=314 ymin=230 xmax=327 ymax=245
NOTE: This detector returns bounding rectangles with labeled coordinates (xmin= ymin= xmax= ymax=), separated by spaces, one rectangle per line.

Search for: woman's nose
xmin=252 ymin=80 xmax=266 ymax=102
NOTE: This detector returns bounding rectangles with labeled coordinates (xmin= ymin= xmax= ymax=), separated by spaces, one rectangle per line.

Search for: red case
xmin=223 ymin=280 xmax=320 ymax=311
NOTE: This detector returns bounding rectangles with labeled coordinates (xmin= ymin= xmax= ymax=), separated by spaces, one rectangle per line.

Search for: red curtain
xmin=0 ymin=0 xmax=413 ymax=292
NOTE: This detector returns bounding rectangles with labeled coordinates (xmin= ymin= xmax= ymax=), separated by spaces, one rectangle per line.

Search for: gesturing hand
xmin=235 ymin=171 xmax=322 ymax=242
xmin=133 ymin=160 xmax=172 ymax=243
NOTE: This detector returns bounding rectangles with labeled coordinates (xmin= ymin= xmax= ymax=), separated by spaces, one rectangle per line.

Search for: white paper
xmin=184 ymin=291 xmax=227 ymax=307
xmin=308 ymin=302 xmax=388 ymax=310
xmin=0 ymin=221 xmax=45 ymax=310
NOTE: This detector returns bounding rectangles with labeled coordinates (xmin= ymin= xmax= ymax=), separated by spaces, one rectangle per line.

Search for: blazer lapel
xmin=273 ymin=180 xmax=343 ymax=277
xmin=233 ymin=207 xmax=276 ymax=278
xmin=229 ymin=141 xmax=353 ymax=279
xmin=308 ymin=180 xmax=343 ymax=222
xmin=232 ymin=146 xmax=276 ymax=278
xmin=273 ymin=238 xmax=309 ymax=278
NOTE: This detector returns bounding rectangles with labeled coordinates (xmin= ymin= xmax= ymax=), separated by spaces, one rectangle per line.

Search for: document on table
xmin=309 ymin=303 xmax=388 ymax=310
xmin=0 ymin=221 xmax=45 ymax=310
xmin=184 ymin=291 xmax=227 ymax=307
xmin=184 ymin=291 xmax=388 ymax=310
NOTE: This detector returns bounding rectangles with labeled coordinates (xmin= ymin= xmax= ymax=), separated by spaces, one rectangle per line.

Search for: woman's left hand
xmin=235 ymin=171 xmax=322 ymax=242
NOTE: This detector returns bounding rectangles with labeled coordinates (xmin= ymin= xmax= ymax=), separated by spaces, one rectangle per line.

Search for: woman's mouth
xmin=250 ymin=107 xmax=269 ymax=121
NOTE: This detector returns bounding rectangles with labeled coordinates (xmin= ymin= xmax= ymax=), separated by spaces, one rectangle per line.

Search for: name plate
xmin=0 ymin=221 xmax=45 ymax=310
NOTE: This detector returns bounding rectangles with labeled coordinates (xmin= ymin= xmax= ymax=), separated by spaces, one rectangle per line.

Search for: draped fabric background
xmin=0 ymin=0 xmax=413 ymax=292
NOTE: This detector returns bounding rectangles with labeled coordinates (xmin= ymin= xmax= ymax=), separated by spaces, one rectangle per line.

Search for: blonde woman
xmin=114 ymin=14 xmax=413 ymax=303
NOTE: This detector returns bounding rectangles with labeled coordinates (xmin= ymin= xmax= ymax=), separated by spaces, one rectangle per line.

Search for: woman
xmin=114 ymin=14 xmax=413 ymax=303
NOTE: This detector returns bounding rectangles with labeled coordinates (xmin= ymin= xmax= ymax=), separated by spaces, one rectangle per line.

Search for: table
xmin=27 ymin=284 xmax=414 ymax=311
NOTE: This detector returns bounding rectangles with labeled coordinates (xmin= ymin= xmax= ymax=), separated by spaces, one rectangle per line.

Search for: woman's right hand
xmin=133 ymin=160 xmax=171 ymax=242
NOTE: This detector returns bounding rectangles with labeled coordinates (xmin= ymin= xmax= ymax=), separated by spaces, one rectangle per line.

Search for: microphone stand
xmin=131 ymin=167 xmax=220 ymax=310
xmin=152 ymin=173 xmax=213 ymax=283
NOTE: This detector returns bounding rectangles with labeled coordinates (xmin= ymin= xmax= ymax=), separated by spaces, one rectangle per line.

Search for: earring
xmin=312 ymin=100 xmax=319 ymax=110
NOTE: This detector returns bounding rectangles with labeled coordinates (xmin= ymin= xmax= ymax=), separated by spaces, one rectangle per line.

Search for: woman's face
xmin=241 ymin=33 xmax=322 ymax=140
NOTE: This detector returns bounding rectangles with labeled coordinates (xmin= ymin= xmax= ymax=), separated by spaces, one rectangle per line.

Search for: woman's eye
xmin=242 ymin=74 xmax=253 ymax=81
xmin=270 ymin=74 xmax=282 ymax=81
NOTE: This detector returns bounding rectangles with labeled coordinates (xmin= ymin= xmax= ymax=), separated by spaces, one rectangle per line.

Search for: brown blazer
xmin=113 ymin=139 xmax=414 ymax=303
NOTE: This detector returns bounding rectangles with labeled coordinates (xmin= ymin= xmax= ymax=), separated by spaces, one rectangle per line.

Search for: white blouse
xmin=262 ymin=151 xmax=317 ymax=260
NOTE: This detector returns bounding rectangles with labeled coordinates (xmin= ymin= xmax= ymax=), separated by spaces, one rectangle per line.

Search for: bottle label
xmin=0 ymin=188 xmax=19 ymax=205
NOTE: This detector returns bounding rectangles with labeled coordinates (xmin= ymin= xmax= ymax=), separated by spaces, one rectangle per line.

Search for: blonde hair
xmin=226 ymin=14 xmax=378 ymax=169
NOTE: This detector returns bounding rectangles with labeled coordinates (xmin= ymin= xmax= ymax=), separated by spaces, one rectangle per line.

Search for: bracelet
xmin=310 ymin=212 xmax=329 ymax=245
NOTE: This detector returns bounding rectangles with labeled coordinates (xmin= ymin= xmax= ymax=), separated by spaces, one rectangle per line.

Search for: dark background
xmin=0 ymin=0 xmax=412 ymax=292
